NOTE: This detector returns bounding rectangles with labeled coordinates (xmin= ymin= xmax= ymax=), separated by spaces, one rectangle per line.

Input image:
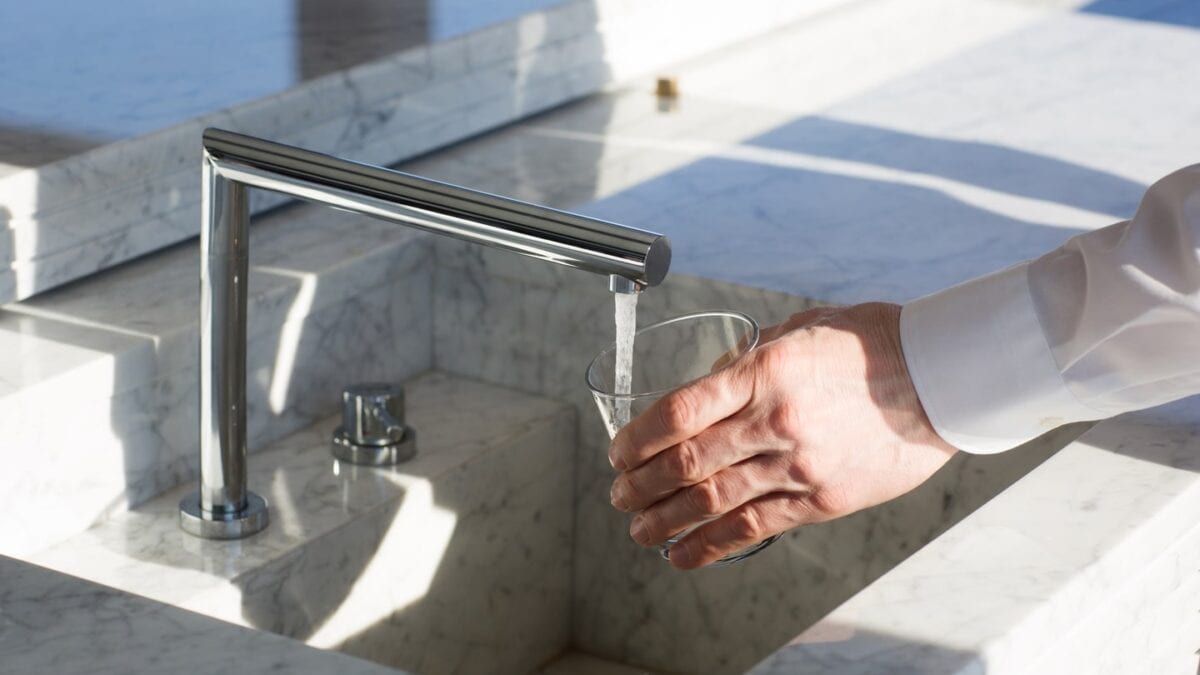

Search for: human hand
xmin=607 ymin=303 xmax=958 ymax=569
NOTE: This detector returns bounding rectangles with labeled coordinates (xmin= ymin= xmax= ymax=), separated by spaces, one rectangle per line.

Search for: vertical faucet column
xmin=179 ymin=128 xmax=670 ymax=539
xmin=179 ymin=154 xmax=268 ymax=538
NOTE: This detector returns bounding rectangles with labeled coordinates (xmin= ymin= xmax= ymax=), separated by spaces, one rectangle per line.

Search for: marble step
xmin=0 ymin=554 xmax=397 ymax=675
xmin=0 ymin=202 xmax=434 ymax=557
xmin=31 ymin=372 xmax=576 ymax=675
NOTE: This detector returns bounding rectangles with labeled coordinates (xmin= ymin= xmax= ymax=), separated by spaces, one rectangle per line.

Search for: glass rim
xmin=584 ymin=309 xmax=759 ymax=401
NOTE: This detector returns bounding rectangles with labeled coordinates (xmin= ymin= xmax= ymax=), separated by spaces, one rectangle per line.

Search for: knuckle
xmin=755 ymin=342 xmax=792 ymax=374
xmin=666 ymin=441 xmax=704 ymax=484
xmin=691 ymin=527 xmax=720 ymax=560
xmin=658 ymin=390 xmax=698 ymax=434
xmin=767 ymin=399 xmax=804 ymax=440
xmin=786 ymin=451 xmax=816 ymax=485
xmin=808 ymin=487 xmax=849 ymax=518
xmin=730 ymin=506 xmax=764 ymax=541
xmin=687 ymin=479 xmax=725 ymax=518
xmin=635 ymin=511 xmax=658 ymax=542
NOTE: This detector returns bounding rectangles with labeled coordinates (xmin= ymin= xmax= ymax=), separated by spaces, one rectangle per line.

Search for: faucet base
xmin=332 ymin=426 xmax=417 ymax=466
xmin=179 ymin=492 xmax=269 ymax=539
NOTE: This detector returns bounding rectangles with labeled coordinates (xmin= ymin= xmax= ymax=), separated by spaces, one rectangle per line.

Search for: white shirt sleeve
xmin=900 ymin=164 xmax=1200 ymax=454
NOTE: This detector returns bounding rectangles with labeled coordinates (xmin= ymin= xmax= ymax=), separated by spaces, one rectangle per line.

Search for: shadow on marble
xmin=29 ymin=374 xmax=575 ymax=675
xmin=573 ymin=114 xmax=1139 ymax=304
xmin=748 ymin=621 xmax=980 ymax=674
xmin=1069 ymin=395 xmax=1200 ymax=473
xmin=0 ymin=0 xmax=611 ymax=302
xmin=403 ymin=76 xmax=1153 ymax=306
xmin=427 ymin=245 xmax=1094 ymax=674
xmin=0 ymin=0 xmax=569 ymax=155
xmin=743 ymin=116 xmax=1146 ymax=217
xmin=0 ymin=555 xmax=397 ymax=675
xmin=0 ymin=124 xmax=107 ymax=172
xmin=0 ymin=200 xmax=434 ymax=556
xmin=1081 ymin=0 xmax=1200 ymax=29
xmin=389 ymin=84 xmax=1134 ymax=672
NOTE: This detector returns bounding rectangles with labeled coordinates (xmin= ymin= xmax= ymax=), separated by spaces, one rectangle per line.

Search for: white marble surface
xmin=538 ymin=652 xmax=665 ymax=675
xmin=0 ymin=554 xmax=400 ymax=675
xmin=0 ymin=0 xmax=850 ymax=303
xmin=406 ymin=0 xmax=1200 ymax=307
xmin=748 ymin=400 xmax=1200 ymax=674
xmin=31 ymin=373 xmax=575 ymax=675
xmin=7 ymin=0 xmax=1200 ymax=672
xmin=0 ymin=202 xmax=433 ymax=557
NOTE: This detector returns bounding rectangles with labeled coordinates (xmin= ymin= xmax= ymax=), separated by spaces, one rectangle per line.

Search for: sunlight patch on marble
xmin=672 ymin=0 xmax=1049 ymax=118
xmin=257 ymin=265 xmax=319 ymax=414
xmin=2 ymin=302 xmax=161 ymax=341
xmin=532 ymin=126 xmax=1121 ymax=231
xmin=306 ymin=475 xmax=457 ymax=649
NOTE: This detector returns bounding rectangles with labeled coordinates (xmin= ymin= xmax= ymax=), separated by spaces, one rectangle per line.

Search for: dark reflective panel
xmin=0 ymin=0 xmax=568 ymax=166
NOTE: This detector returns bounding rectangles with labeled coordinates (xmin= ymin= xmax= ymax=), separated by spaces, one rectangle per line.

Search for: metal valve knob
xmin=332 ymin=383 xmax=417 ymax=465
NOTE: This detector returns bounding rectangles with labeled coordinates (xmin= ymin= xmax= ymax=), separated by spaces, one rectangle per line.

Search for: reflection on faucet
xmin=179 ymin=128 xmax=671 ymax=539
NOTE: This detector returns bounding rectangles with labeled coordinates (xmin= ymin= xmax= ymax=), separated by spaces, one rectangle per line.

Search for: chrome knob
xmin=332 ymin=383 xmax=417 ymax=465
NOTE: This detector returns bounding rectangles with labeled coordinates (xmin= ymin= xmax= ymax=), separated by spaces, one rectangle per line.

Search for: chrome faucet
xmin=179 ymin=129 xmax=671 ymax=539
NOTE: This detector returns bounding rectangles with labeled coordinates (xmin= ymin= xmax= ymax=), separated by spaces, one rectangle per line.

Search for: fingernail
xmin=668 ymin=542 xmax=693 ymax=568
xmin=610 ymin=482 xmax=627 ymax=510
xmin=629 ymin=515 xmax=647 ymax=544
xmin=608 ymin=445 xmax=628 ymax=471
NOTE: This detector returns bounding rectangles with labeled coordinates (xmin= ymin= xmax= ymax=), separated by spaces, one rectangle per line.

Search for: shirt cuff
xmin=899 ymin=263 xmax=1101 ymax=454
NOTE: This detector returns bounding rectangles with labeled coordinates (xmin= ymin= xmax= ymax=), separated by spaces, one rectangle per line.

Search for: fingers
xmin=626 ymin=455 xmax=789 ymax=545
xmin=609 ymin=363 xmax=752 ymax=471
xmin=667 ymin=492 xmax=823 ymax=570
xmin=610 ymin=420 xmax=756 ymax=513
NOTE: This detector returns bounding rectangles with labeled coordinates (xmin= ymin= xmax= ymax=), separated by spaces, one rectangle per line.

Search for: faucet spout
xmin=608 ymin=274 xmax=645 ymax=295
xmin=180 ymin=129 xmax=672 ymax=539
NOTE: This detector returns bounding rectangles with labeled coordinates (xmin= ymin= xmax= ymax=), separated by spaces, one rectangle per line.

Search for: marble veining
xmin=0 ymin=0 xmax=569 ymax=163
xmin=0 ymin=0 xmax=845 ymax=304
xmin=5 ymin=0 xmax=1200 ymax=673
xmin=412 ymin=0 xmax=1200 ymax=307
xmin=748 ymin=400 xmax=1200 ymax=674
xmin=32 ymin=373 xmax=575 ymax=675
xmin=0 ymin=202 xmax=434 ymax=557
xmin=431 ymin=240 xmax=1084 ymax=674
xmin=0 ymin=555 xmax=399 ymax=675
xmin=409 ymin=2 xmax=1200 ymax=669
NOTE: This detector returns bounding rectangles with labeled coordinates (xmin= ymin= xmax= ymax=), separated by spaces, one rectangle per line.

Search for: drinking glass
xmin=586 ymin=310 xmax=781 ymax=567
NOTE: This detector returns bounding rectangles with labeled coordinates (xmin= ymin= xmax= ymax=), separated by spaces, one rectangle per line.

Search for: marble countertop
xmin=408 ymin=0 xmax=1200 ymax=307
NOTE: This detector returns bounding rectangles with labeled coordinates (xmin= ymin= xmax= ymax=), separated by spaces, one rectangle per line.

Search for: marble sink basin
xmin=422 ymin=245 xmax=1081 ymax=674
xmin=32 ymin=374 xmax=576 ymax=675
xmin=26 ymin=349 xmax=1076 ymax=675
